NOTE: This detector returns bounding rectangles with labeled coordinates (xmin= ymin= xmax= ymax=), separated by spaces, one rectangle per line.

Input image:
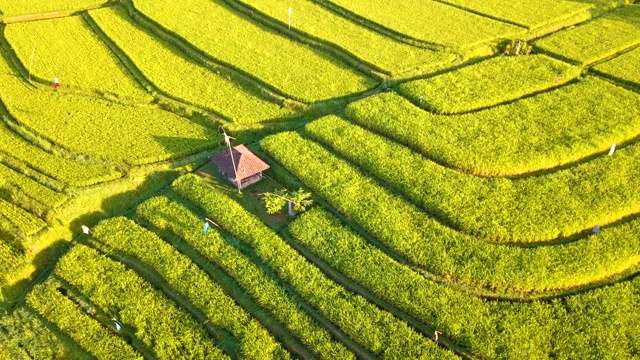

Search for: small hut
xmin=209 ymin=145 xmax=270 ymax=189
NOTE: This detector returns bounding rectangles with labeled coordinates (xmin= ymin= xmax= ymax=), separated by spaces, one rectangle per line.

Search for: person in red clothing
xmin=53 ymin=77 xmax=60 ymax=89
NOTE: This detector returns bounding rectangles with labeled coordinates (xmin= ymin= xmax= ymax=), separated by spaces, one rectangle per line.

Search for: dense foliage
xmin=0 ymin=55 xmax=216 ymax=165
xmin=173 ymin=174 xmax=459 ymax=360
xmin=307 ymin=116 xmax=640 ymax=242
xmin=6 ymin=16 xmax=153 ymax=104
xmin=261 ymin=131 xmax=640 ymax=292
xmin=348 ymin=78 xmax=640 ymax=175
xmin=55 ymin=244 xmax=229 ymax=359
xmin=322 ymin=0 xmax=524 ymax=48
xmin=0 ymin=0 xmax=107 ymax=17
xmin=438 ymin=0 xmax=592 ymax=29
xmin=535 ymin=5 xmax=640 ymax=65
xmin=398 ymin=54 xmax=581 ymax=114
xmin=27 ymin=282 xmax=141 ymax=360
xmin=592 ymin=45 xmax=640 ymax=87
xmin=235 ymin=0 xmax=453 ymax=75
xmin=137 ymin=196 xmax=355 ymax=360
xmin=132 ymin=0 xmax=376 ymax=102
xmin=0 ymin=123 xmax=120 ymax=187
xmin=93 ymin=216 xmax=289 ymax=360
xmin=89 ymin=7 xmax=292 ymax=123
xmin=289 ymin=208 xmax=640 ymax=359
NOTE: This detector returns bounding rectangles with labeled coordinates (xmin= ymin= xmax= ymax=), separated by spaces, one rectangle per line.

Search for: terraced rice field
xmin=1 ymin=0 xmax=639 ymax=359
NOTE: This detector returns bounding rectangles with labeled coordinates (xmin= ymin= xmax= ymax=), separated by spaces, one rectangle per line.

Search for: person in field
xmin=54 ymin=77 xmax=60 ymax=89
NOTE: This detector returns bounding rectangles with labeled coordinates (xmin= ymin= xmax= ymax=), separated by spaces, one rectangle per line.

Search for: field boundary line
xmin=82 ymin=12 xmax=236 ymax=123
xmin=122 ymin=0 xmax=307 ymax=106
xmin=309 ymin=0 xmax=446 ymax=51
xmin=0 ymin=0 xmax=119 ymax=24
xmin=222 ymin=0 xmax=388 ymax=79
xmin=280 ymin=230 xmax=476 ymax=359
xmin=168 ymin=193 xmax=379 ymax=360
xmin=136 ymin=217 xmax=317 ymax=360
xmin=86 ymin=239 xmax=242 ymax=358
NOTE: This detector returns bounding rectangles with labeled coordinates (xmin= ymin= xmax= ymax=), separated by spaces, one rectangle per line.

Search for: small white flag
xmin=608 ymin=144 xmax=616 ymax=156
xmin=81 ymin=225 xmax=90 ymax=234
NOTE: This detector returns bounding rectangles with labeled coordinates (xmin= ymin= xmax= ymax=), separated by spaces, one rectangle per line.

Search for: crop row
xmin=348 ymin=77 xmax=640 ymax=176
xmin=535 ymin=5 xmax=640 ymax=65
xmin=138 ymin=196 xmax=354 ymax=360
xmin=0 ymin=199 xmax=45 ymax=237
xmin=234 ymin=0 xmax=453 ymax=76
xmin=0 ymin=123 xmax=120 ymax=187
xmin=592 ymin=45 xmax=640 ymax=88
xmin=398 ymin=54 xmax=581 ymax=114
xmin=26 ymin=282 xmax=141 ymax=360
xmin=92 ymin=216 xmax=289 ymax=360
xmin=0 ymin=163 xmax=67 ymax=210
xmin=288 ymin=208 xmax=640 ymax=359
xmin=54 ymin=244 xmax=228 ymax=359
xmin=131 ymin=0 xmax=376 ymax=102
xmin=307 ymin=116 xmax=640 ymax=242
xmin=319 ymin=0 xmax=524 ymax=48
xmin=260 ymin=131 xmax=640 ymax=292
xmin=0 ymin=307 xmax=85 ymax=360
xmin=437 ymin=0 xmax=592 ymax=29
xmin=6 ymin=15 xmax=153 ymax=104
xmin=172 ymin=174 xmax=459 ymax=359
xmin=0 ymin=0 xmax=108 ymax=17
xmin=88 ymin=7 xmax=291 ymax=124
xmin=0 ymin=240 xmax=22 ymax=276
xmin=0 ymin=53 xmax=217 ymax=165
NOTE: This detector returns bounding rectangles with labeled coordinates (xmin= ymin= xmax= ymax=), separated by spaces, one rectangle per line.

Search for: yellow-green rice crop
xmin=322 ymin=0 xmax=525 ymax=48
xmin=89 ymin=7 xmax=291 ymax=123
xmin=26 ymin=283 xmax=142 ymax=360
xmin=55 ymin=244 xmax=229 ymax=359
xmin=307 ymin=116 xmax=640 ymax=242
xmin=0 ymin=123 xmax=121 ymax=187
xmin=0 ymin=199 xmax=45 ymax=236
xmin=5 ymin=16 xmax=153 ymax=104
xmin=131 ymin=0 xmax=376 ymax=102
xmin=93 ymin=217 xmax=290 ymax=360
xmin=261 ymin=131 xmax=640 ymax=292
xmin=0 ymin=0 xmax=108 ymax=17
xmin=0 ymin=56 xmax=216 ymax=165
xmin=535 ymin=5 xmax=640 ymax=65
xmin=398 ymin=54 xmax=581 ymax=113
xmin=289 ymin=208 xmax=640 ymax=359
xmin=592 ymin=45 xmax=640 ymax=87
xmin=438 ymin=0 xmax=592 ymax=29
xmin=349 ymin=78 xmax=640 ymax=176
xmin=173 ymin=174 xmax=460 ymax=360
xmin=235 ymin=0 xmax=455 ymax=76
xmin=0 ymin=163 xmax=67 ymax=209
xmin=138 ymin=196 xmax=355 ymax=360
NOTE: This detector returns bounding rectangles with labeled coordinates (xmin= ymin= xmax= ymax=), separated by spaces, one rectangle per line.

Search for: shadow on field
xmin=1 ymin=170 xmax=185 ymax=309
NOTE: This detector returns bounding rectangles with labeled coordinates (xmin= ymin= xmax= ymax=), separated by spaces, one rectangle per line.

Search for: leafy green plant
xmin=261 ymin=188 xmax=312 ymax=215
